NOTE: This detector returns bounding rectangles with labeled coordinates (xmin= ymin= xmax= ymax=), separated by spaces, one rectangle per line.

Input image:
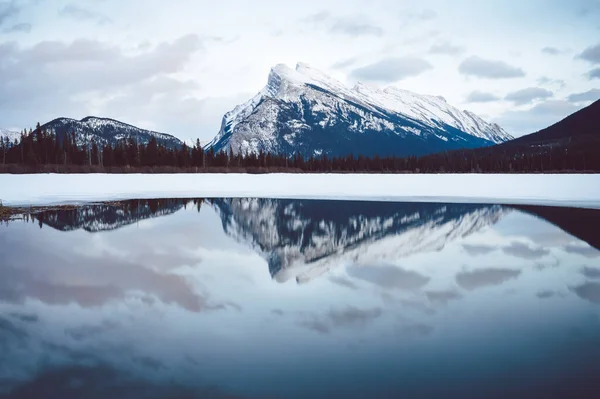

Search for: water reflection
xmin=1 ymin=199 xmax=600 ymax=398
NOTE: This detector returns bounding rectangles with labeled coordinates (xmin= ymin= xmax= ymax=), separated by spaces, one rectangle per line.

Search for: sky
xmin=0 ymin=0 xmax=599 ymax=141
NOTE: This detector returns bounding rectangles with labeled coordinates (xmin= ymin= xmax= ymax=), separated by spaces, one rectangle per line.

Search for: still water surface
xmin=0 ymin=199 xmax=599 ymax=398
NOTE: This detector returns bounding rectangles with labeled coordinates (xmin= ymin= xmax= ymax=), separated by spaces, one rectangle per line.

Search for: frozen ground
xmin=1 ymin=174 xmax=599 ymax=208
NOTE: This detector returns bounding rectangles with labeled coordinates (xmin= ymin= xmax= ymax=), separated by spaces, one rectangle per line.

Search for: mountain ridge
xmin=206 ymin=62 xmax=513 ymax=157
xmin=38 ymin=116 xmax=183 ymax=149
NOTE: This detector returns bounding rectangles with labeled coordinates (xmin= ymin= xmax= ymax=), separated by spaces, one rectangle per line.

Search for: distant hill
xmin=39 ymin=116 xmax=183 ymax=149
xmin=506 ymin=99 xmax=599 ymax=147
xmin=415 ymin=99 xmax=600 ymax=172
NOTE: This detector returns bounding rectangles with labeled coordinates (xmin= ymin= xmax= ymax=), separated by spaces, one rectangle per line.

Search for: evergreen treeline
xmin=1 ymin=123 xmax=599 ymax=173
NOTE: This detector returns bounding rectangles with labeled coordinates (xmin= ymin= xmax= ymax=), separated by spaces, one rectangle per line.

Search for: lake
xmin=1 ymin=198 xmax=599 ymax=398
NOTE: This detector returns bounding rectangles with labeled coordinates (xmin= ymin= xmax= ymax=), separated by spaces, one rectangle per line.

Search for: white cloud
xmin=0 ymin=0 xmax=598 ymax=138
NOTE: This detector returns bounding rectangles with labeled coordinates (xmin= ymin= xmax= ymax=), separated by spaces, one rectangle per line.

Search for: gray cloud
xmin=496 ymin=99 xmax=583 ymax=136
xmin=328 ymin=275 xmax=359 ymax=290
xmin=65 ymin=321 xmax=119 ymax=341
xmin=571 ymin=282 xmax=600 ymax=304
xmin=537 ymin=76 xmax=566 ymax=88
xmin=465 ymin=91 xmax=500 ymax=103
xmin=541 ymin=46 xmax=563 ymax=55
xmin=502 ymin=241 xmax=550 ymax=259
xmin=536 ymin=290 xmax=557 ymax=299
xmin=331 ymin=57 xmax=358 ymax=70
xmin=348 ymin=265 xmax=430 ymax=291
xmin=331 ymin=19 xmax=383 ymax=37
xmin=582 ymin=267 xmax=600 ymax=279
xmin=9 ymin=313 xmax=38 ymax=323
xmin=459 ymin=56 xmax=525 ymax=79
xmin=397 ymin=323 xmax=434 ymax=338
xmin=589 ymin=68 xmax=600 ymax=80
xmin=565 ymin=244 xmax=600 ymax=258
xmin=0 ymin=35 xmax=211 ymax=139
xmin=0 ymin=0 xmax=19 ymax=26
xmin=425 ymin=289 xmax=462 ymax=305
xmin=58 ymin=4 xmax=112 ymax=25
xmin=456 ymin=268 xmax=521 ymax=291
xmin=429 ymin=42 xmax=464 ymax=56
xmin=350 ymin=57 xmax=432 ymax=83
xmin=504 ymin=87 xmax=554 ymax=105
xmin=577 ymin=42 xmax=600 ymax=64
xmin=567 ymin=88 xmax=600 ymax=103
xmin=304 ymin=11 xmax=383 ymax=37
xmin=463 ymin=243 xmax=497 ymax=255
xmin=327 ymin=307 xmax=382 ymax=327
xmin=2 ymin=22 xmax=30 ymax=33
xmin=298 ymin=306 xmax=382 ymax=334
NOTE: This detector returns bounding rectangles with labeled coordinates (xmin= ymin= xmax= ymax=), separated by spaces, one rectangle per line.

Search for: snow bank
xmin=1 ymin=174 xmax=599 ymax=208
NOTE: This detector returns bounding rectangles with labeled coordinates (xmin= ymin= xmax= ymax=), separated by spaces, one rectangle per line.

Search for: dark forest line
xmin=1 ymin=120 xmax=599 ymax=173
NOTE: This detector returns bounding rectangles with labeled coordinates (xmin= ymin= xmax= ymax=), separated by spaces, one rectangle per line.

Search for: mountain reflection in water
xmin=1 ymin=198 xmax=599 ymax=399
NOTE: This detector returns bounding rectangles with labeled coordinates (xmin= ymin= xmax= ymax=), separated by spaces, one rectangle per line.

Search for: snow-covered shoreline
xmin=1 ymin=173 xmax=599 ymax=208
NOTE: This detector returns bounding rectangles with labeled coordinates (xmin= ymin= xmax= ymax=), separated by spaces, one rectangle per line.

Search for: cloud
xmin=577 ymin=42 xmax=600 ymax=64
xmin=328 ymin=275 xmax=359 ymax=290
xmin=2 ymin=22 xmax=30 ymax=33
xmin=298 ymin=306 xmax=382 ymax=334
xmin=570 ymin=282 xmax=600 ymax=304
xmin=396 ymin=323 xmax=434 ymax=337
xmin=465 ymin=91 xmax=500 ymax=103
xmin=582 ymin=266 xmax=600 ymax=279
xmin=331 ymin=57 xmax=358 ymax=69
xmin=304 ymin=11 xmax=383 ymax=37
xmin=0 ymin=35 xmax=211 ymax=139
xmin=425 ymin=289 xmax=462 ymax=305
xmin=9 ymin=313 xmax=38 ymax=323
xmin=350 ymin=57 xmax=432 ymax=83
xmin=564 ymin=244 xmax=599 ymax=258
xmin=327 ymin=307 xmax=382 ymax=327
xmin=429 ymin=42 xmax=465 ymax=56
xmin=541 ymin=47 xmax=563 ymax=55
xmin=589 ymin=68 xmax=600 ymax=80
xmin=567 ymin=88 xmax=600 ymax=103
xmin=456 ymin=268 xmax=521 ymax=291
xmin=65 ymin=320 xmax=119 ymax=341
xmin=459 ymin=56 xmax=525 ymax=79
xmin=536 ymin=290 xmax=557 ymax=299
xmin=502 ymin=241 xmax=550 ymax=259
xmin=496 ymin=99 xmax=583 ymax=136
xmin=348 ymin=265 xmax=430 ymax=291
xmin=330 ymin=19 xmax=383 ymax=37
xmin=0 ymin=0 xmax=19 ymax=26
xmin=58 ymin=4 xmax=112 ymax=25
xmin=537 ymin=76 xmax=566 ymax=88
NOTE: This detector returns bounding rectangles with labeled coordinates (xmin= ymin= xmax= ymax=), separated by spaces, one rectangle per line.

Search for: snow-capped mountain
xmin=207 ymin=63 xmax=513 ymax=157
xmin=39 ymin=117 xmax=183 ymax=149
xmin=211 ymin=198 xmax=506 ymax=284
xmin=0 ymin=128 xmax=22 ymax=146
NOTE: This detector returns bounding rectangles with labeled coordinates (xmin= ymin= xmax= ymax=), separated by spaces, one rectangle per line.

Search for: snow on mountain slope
xmin=207 ymin=63 xmax=513 ymax=157
xmin=0 ymin=128 xmax=22 ymax=145
xmin=40 ymin=116 xmax=183 ymax=149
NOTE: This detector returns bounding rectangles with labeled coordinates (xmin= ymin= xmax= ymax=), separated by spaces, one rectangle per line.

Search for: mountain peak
xmin=207 ymin=62 xmax=513 ymax=157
